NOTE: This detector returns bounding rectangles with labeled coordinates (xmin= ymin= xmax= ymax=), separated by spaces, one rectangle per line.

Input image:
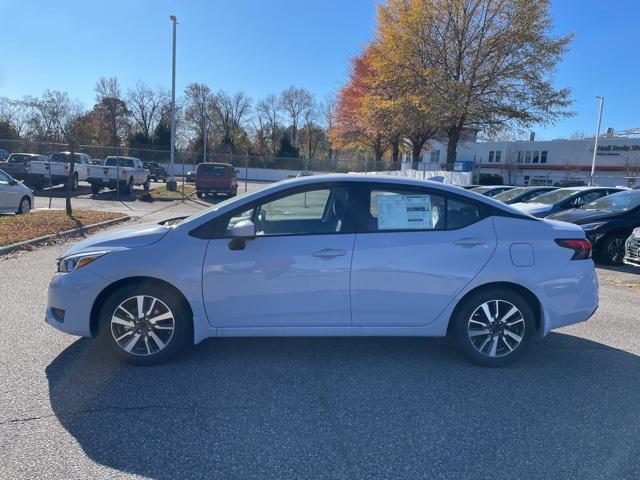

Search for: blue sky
xmin=0 ymin=0 xmax=638 ymax=140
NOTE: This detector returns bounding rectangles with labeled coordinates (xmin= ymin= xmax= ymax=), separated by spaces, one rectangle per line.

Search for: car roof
xmin=199 ymin=162 xmax=233 ymax=167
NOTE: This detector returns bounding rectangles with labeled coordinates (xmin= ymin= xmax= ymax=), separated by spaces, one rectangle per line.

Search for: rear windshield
xmin=525 ymin=188 xmax=580 ymax=204
xmin=104 ymin=157 xmax=134 ymax=168
xmin=7 ymin=154 xmax=38 ymax=164
xmin=51 ymin=153 xmax=83 ymax=163
xmin=199 ymin=164 xmax=227 ymax=175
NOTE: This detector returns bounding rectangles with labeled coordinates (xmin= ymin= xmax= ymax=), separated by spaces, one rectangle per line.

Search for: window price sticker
xmin=376 ymin=194 xmax=432 ymax=230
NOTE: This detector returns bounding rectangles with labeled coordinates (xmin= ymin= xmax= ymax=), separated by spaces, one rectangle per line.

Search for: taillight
xmin=555 ymin=238 xmax=592 ymax=260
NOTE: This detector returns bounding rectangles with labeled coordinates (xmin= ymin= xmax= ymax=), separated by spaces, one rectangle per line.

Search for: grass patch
xmin=147 ymin=185 xmax=195 ymax=199
xmin=0 ymin=210 xmax=126 ymax=247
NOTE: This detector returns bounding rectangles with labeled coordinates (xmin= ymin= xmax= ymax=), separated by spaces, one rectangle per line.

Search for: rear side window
xmin=367 ymin=187 xmax=482 ymax=232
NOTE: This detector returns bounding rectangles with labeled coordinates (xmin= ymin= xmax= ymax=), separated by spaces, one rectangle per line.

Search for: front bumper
xmin=46 ymin=268 xmax=109 ymax=337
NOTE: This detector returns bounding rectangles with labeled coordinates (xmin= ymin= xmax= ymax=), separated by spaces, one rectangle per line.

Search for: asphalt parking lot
xmin=1 ymin=191 xmax=640 ymax=479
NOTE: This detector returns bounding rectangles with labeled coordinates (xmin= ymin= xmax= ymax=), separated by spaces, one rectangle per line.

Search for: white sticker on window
xmin=376 ymin=194 xmax=432 ymax=230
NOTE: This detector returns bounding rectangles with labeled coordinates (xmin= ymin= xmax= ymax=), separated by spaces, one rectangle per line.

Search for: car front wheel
xmin=97 ymin=283 xmax=192 ymax=365
xmin=17 ymin=196 xmax=31 ymax=214
xmin=600 ymin=234 xmax=627 ymax=265
xmin=452 ymin=289 xmax=535 ymax=367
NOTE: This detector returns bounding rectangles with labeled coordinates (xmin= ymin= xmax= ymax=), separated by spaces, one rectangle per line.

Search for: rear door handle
xmin=454 ymin=238 xmax=487 ymax=247
xmin=312 ymin=248 xmax=346 ymax=258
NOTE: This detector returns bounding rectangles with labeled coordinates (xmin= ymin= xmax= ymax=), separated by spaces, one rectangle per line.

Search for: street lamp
xmin=167 ymin=15 xmax=178 ymax=192
xmin=589 ymin=96 xmax=605 ymax=186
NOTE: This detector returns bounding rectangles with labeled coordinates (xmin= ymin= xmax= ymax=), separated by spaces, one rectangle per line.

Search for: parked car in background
xmin=511 ymin=187 xmax=626 ymax=218
xmin=185 ymin=167 xmax=197 ymax=183
xmin=195 ymin=162 xmax=238 ymax=198
xmin=0 ymin=153 xmax=48 ymax=183
xmin=471 ymin=185 xmax=515 ymax=197
xmin=0 ymin=149 xmax=10 ymax=161
xmin=26 ymin=152 xmax=92 ymax=190
xmin=460 ymin=185 xmax=482 ymax=190
xmin=88 ymin=156 xmax=150 ymax=194
xmin=554 ymin=180 xmax=586 ymax=188
xmin=548 ymin=189 xmax=640 ymax=264
xmin=623 ymin=228 xmax=640 ymax=268
xmin=0 ymin=169 xmax=33 ymax=214
xmin=143 ymin=162 xmax=168 ymax=182
xmin=492 ymin=186 xmax=558 ymax=205
xmin=45 ymin=175 xmax=598 ymax=367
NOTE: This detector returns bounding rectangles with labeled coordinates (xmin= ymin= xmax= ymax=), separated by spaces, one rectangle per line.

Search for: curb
xmin=0 ymin=215 xmax=131 ymax=257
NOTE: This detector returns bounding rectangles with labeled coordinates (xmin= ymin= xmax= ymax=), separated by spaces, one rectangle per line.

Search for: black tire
xmin=91 ymin=182 xmax=101 ymax=194
xmin=96 ymin=282 xmax=192 ymax=365
xmin=17 ymin=196 xmax=31 ymax=214
xmin=452 ymin=288 xmax=535 ymax=367
xmin=122 ymin=178 xmax=133 ymax=195
xmin=598 ymin=234 xmax=627 ymax=265
xmin=143 ymin=176 xmax=151 ymax=192
xmin=197 ymin=191 xmax=205 ymax=199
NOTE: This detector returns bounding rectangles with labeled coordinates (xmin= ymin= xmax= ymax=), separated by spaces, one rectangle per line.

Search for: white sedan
xmin=0 ymin=169 xmax=33 ymax=214
xmin=46 ymin=175 xmax=598 ymax=367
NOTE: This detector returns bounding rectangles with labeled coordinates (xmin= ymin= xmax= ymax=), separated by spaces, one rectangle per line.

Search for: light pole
xmin=589 ymin=96 xmax=605 ymax=186
xmin=167 ymin=15 xmax=178 ymax=191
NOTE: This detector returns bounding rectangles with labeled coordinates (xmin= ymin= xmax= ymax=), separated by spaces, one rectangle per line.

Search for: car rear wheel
xmin=600 ymin=234 xmax=627 ymax=265
xmin=452 ymin=289 xmax=535 ymax=367
xmin=97 ymin=283 xmax=192 ymax=365
xmin=71 ymin=173 xmax=79 ymax=191
xmin=17 ymin=196 xmax=31 ymax=214
xmin=143 ymin=177 xmax=151 ymax=192
xmin=91 ymin=182 xmax=101 ymax=194
xmin=122 ymin=178 xmax=133 ymax=195
xmin=197 ymin=191 xmax=204 ymax=199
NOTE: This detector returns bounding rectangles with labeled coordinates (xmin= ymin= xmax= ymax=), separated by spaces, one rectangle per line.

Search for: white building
xmin=419 ymin=135 xmax=640 ymax=187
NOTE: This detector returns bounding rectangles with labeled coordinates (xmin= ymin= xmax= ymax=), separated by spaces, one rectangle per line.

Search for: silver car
xmin=0 ymin=169 xmax=33 ymax=214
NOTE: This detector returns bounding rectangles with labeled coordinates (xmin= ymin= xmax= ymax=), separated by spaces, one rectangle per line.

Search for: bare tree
xmin=127 ymin=82 xmax=169 ymax=140
xmin=213 ymin=91 xmax=252 ymax=152
xmin=319 ymin=93 xmax=336 ymax=159
xmin=280 ymin=86 xmax=314 ymax=147
xmin=95 ymin=76 xmax=129 ymax=146
xmin=184 ymin=82 xmax=214 ymax=153
xmin=256 ymin=94 xmax=282 ymax=156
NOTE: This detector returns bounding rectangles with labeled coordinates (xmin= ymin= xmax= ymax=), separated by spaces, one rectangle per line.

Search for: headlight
xmin=57 ymin=251 xmax=108 ymax=273
xmin=580 ymin=222 xmax=606 ymax=231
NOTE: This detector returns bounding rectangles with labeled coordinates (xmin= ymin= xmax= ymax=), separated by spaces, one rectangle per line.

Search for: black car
xmin=143 ymin=162 xmax=168 ymax=182
xmin=548 ymin=189 xmax=640 ymax=264
xmin=492 ymin=186 xmax=558 ymax=205
xmin=470 ymin=185 xmax=515 ymax=197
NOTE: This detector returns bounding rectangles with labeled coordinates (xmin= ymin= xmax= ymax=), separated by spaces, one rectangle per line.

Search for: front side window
xmin=221 ymin=186 xmax=350 ymax=237
xmin=0 ymin=170 xmax=10 ymax=184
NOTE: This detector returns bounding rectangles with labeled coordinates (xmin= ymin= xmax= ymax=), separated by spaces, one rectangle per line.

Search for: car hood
xmin=547 ymin=208 xmax=614 ymax=224
xmin=62 ymin=222 xmax=171 ymax=256
xmin=511 ymin=202 xmax=553 ymax=214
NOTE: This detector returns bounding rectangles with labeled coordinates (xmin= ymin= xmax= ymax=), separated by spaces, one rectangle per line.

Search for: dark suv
xmin=143 ymin=162 xmax=168 ymax=182
xmin=195 ymin=163 xmax=238 ymax=198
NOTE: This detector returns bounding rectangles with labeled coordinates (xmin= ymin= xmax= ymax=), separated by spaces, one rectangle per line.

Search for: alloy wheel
xmin=19 ymin=198 xmax=30 ymax=214
xmin=606 ymin=237 xmax=625 ymax=264
xmin=110 ymin=295 xmax=175 ymax=356
xmin=467 ymin=300 xmax=525 ymax=358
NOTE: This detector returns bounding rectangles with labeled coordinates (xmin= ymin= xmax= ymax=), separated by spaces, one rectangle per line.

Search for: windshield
xmin=581 ymin=190 xmax=640 ymax=212
xmin=525 ymin=188 xmax=579 ymax=205
xmin=493 ymin=187 xmax=528 ymax=202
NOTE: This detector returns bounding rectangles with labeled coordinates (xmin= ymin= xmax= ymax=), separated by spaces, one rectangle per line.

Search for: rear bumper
xmin=88 ymin=178 xmax=130 ymax=190
xmin=196 ymin=187 xmax=236 ymax=194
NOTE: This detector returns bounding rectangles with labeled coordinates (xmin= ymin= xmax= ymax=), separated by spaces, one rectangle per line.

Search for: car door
xmin=202 ymin=183 xmax=356 ymax=328
xmin=0 ymin=170 xmax=18 ymax=212
xmin=350 ymin=184 xmax=497 ymax=327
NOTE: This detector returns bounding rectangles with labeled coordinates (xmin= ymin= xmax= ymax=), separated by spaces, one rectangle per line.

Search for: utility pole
xmin=167 ymin=15 xmax=178 ymax=191
xmin=590 ymin=96 xmax=604 ymax=186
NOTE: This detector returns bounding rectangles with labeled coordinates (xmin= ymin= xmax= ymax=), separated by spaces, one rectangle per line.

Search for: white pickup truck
xmin=26 ymin=152 xmax=92 ymax=190
xmin=88 ymin=156 xmax=150 ymax=194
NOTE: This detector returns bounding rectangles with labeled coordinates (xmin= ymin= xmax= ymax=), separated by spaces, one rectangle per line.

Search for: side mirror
xmin=9 ymin=178 xmax=17 ymax=186
xmin=228 ymin=219 xmax=256 ymax=250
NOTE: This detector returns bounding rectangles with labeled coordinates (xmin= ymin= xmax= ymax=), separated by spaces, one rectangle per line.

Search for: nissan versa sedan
xmin=46 ymin=175 xmax=598 ymax=367
xmin=511 ymin=186 xmax=626 ymax=218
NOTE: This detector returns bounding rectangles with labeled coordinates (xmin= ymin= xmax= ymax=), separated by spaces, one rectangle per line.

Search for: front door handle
xmin=312 ymin=248 xmax=346 ymax=258
xmin=454 ymin=238 xmax=486 ymax=247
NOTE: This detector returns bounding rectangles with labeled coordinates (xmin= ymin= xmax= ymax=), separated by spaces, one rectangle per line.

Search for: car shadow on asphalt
xmin=46 ymin=334 xmax=639 ymax=479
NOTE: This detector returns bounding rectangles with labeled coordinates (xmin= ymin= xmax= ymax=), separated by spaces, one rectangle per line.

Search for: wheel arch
xmin=17 ymin=195 xmax=31 ymax=213
xmin=447 ymin=281 xmax=542 ymax=335
xmin=89 ymin=276 xmax=194 ymax=339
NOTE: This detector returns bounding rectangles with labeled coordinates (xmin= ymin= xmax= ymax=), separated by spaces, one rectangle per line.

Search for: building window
xmin=430 ymin=150 xmax=440 ymax=163
xmin=541 ymin=151 xmax=548 ymax=163
xmin=517 ymin=151 xmax=522 ymax=163
xmin=488 ymin=151 xmax=495 ymax=163
xmin=495 ymin=151 xmax=502 ymax=163
xmin=523 ymin=175 xmax=530 ymax=186
xmin=533 ymin=151 xmax=539 ymax=163
xmin=525 ymin=151 xmax=531 ymax=163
